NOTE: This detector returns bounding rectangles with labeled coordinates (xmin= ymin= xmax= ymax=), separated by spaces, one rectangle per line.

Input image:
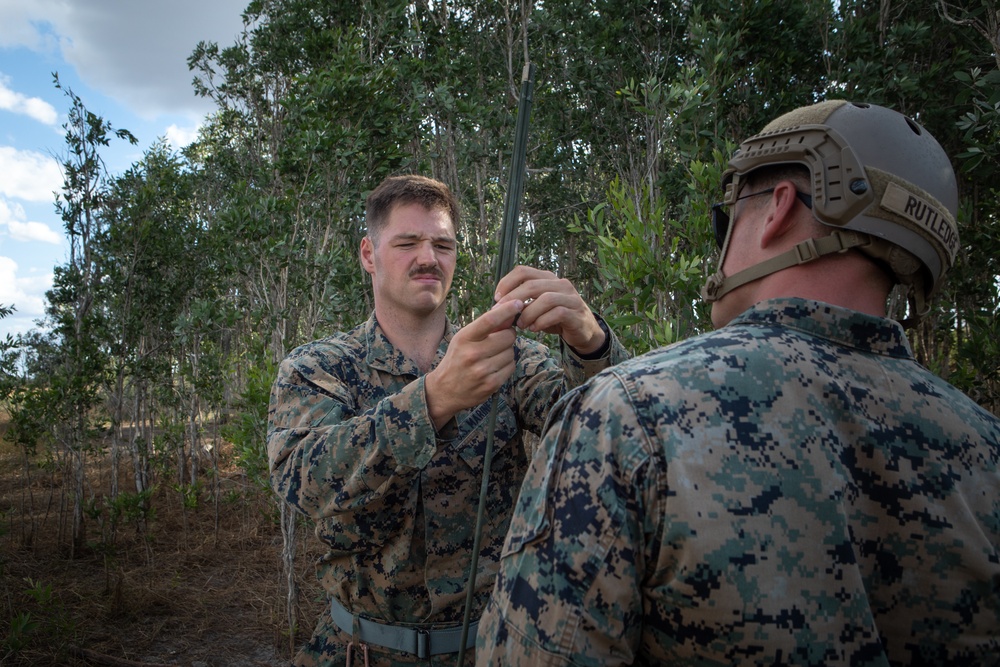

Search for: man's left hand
xmin=494 ymin=265 xmax=606 ymax=355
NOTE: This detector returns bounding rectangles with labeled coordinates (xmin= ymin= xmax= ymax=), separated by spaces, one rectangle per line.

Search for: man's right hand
xmin=424 ymin=299 xmax=524 ymax=431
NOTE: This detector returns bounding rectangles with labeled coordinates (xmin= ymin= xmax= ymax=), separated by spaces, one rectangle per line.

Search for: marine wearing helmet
xmin=703 ymin=100 xmax=959 ymax=323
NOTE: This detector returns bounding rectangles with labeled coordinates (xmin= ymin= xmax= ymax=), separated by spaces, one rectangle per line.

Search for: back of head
xmin=366 ymin=175 xmax=461 ymax=243
xmin=709 ymin=100 xmax=959 ymax=321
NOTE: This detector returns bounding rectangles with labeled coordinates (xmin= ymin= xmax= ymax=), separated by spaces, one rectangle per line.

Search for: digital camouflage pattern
xmin=268 ymin=313 xmax=627 ymax=667
xmin=478 ymin=298 xmax=1000 ymax=667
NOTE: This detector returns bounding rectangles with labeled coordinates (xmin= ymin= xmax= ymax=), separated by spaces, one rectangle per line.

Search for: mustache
xmin=409 ymin=265 xmax=444 ymax=280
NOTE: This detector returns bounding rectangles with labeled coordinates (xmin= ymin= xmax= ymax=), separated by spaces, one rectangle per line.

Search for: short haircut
xmin=741 ymin=164 xmax=810 ymax=194
xmin=365 ymin=175 xmax=460 ymax=244
xmin=739 ymin=164 xmax=821 ymax=233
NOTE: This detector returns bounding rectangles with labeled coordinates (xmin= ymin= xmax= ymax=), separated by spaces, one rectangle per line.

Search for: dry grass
xmin=0 ymin=420 xmax=325 ymax=667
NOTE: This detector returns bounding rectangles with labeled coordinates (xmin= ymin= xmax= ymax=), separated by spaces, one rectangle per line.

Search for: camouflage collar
xmin=732 ymin=298 xmax=914 ymax=359
xmin=362 ymin=312 xmax=461 ymax=376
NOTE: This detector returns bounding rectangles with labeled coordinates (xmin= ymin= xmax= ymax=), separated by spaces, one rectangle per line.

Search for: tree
xmin=45 ymin=76 xmax=137 ymax=556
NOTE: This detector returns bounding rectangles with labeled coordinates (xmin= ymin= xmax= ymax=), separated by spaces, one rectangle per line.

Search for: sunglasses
xmin=710 ymin=188 xmax=813 ymax=249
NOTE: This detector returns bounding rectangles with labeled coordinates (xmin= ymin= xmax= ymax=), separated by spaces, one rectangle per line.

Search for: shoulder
xmin=560 ymin=326 xmax=816 ymax=440
xmin=604 ymin=327 xmax=763 ymax=388
xmin=904 ymin=367 xmax=1000 ymax=439
xmin=279 ymin=323 xmax=368 ymax=378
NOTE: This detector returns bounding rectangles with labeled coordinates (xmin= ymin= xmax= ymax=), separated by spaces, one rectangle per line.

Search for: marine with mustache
xmin=266 ymin=174 xmax=628 ymax=666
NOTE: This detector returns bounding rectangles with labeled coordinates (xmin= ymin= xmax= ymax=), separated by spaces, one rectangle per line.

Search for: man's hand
xmin=494 ymin=266 xmax=606 ymax=355
xmin=424 ymin=299 xmax=524 ymax=430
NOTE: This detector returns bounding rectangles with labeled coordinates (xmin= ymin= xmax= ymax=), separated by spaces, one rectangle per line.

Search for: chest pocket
xmin=453 ymin=397 xmax=519 ymax=475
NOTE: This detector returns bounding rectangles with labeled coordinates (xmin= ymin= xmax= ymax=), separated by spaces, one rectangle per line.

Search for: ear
xmin=759 ymin=180 xmax=802 ymax=250
xmin=360 ymin=236 xmax=376 ymax=276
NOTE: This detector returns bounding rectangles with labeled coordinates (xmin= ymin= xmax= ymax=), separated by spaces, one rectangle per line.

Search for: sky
xmin=0 ymin=0 xmax=248 ymax=339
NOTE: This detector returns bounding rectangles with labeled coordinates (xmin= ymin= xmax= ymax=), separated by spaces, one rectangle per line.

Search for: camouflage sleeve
xmin=266 ymin=343 xmax=438 ymax=522
xmin=477 ymin=371 xmax=652 ymax=666
xmin=510 ymin=323 xmax=630 ymax=440
xmin=560 ymin=317 xmax=630 ymax=385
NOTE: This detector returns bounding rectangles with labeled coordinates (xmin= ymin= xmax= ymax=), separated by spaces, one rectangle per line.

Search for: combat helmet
xmin=702 ymin=100 xmax=959 ymax=321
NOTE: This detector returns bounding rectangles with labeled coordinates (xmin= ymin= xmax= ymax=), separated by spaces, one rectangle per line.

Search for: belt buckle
xmin=416 ymin=627 xmax=430 ymax=659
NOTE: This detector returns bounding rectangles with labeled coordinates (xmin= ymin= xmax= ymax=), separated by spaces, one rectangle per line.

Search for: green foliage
xmin=173 ymin=480 xmax=204 ymax=511
xmin=2 ymin=578 xmax=74 ymax=660
xmin=955 ymin=68 xmax=1000 ymax=173
xmin=89 ymin=488 xmax=156 ymax=535
xmin=221 ymin=356 xmax=277 ymax=493
xmin=2 ymin=612 xmax=39 ymax=657
xmin=950 ymin=310 xmax=1000 ymax=400
xmin=24 ymin=578 xmax=53 ymax=606
xmin=571 ymin=176 xmax=705 ymax=355
xmin=152 ymin=419 xmax=185 ymax=477
xmin=0 ymin=304 xmax=17 ymax=386
xmin=1 ymin=386 xmax=44 ymax=458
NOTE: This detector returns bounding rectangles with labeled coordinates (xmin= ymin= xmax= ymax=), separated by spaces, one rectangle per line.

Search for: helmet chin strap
xmin=701 ymin=230 xmax=872 ymax=302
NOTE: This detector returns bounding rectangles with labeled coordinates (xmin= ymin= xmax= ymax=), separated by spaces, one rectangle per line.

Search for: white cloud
xmin=0 ymin=1 xmax=56 ymax=51
xmin=8 ymin=220 xmax=62 ymax=245
xmin=0 ymin=146 xmax=63 ymax=202
xmin=0 ymin=74 xmax=58 ymax=124
xmin=0 ymin=255 xmax=50 ymax=336
xmin=0 ymin=197 xmax=61 ymax=244
xmin=0 ymin=0 xmax=248 ymax=120
xmin=0 ymin=197 xmax=24 ymax=220
xmin=0 ymin=75 xmax=59 ymax=125
xmin=165 ymin=123 xmax=201 ymax=149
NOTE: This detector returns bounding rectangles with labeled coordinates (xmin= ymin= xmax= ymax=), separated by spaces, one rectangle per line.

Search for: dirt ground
xmin=0 ymin=424 xmax=326 ymax=667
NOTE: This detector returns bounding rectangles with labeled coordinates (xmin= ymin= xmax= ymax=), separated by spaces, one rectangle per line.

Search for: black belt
xmin=330 ymin=596 xmax=477 ymax=659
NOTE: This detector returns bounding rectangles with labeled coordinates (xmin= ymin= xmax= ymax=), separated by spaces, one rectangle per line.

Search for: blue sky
xmin=0 ymin=0 xmax=247 ymax=338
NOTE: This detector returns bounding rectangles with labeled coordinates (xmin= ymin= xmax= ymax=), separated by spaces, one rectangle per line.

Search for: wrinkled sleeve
xmin=512 ymin=321 xmax=631 ymax=439
xmin=266 ymin=342 xmax=438 ymax=522
xmin=561 ymin=317 xmax=630 ymax=385
xmin=477 ymin=370 xmax=656 ymax=667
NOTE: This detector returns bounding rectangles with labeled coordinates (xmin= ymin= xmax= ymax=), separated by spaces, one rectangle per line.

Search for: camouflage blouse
xmin=478 ymin=298 xmax=1000 ymax=667
xmin=267 ymin=313 xmax=626 ymax=666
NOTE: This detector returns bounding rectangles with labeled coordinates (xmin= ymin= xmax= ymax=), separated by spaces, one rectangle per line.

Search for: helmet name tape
xmin=880 ymin=182 xmax=958 ymax=263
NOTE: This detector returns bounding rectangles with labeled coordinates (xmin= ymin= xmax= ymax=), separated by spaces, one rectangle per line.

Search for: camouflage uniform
xmin=268 ymin=312 xmax=627 ymax=666
xmin=478 ymin=298 xmax=1000 ymax=666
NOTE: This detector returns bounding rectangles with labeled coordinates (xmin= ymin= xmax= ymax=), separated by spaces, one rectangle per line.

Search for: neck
xmin=767 ymin=254 xmax=891 ymax=315
xmin=375 ymin=304 xmax=448 ymax=373
xmin=713 ymin=251 xmax=891 ymax=328
xmin=774 ymin=252 xmax=891 ymax=316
